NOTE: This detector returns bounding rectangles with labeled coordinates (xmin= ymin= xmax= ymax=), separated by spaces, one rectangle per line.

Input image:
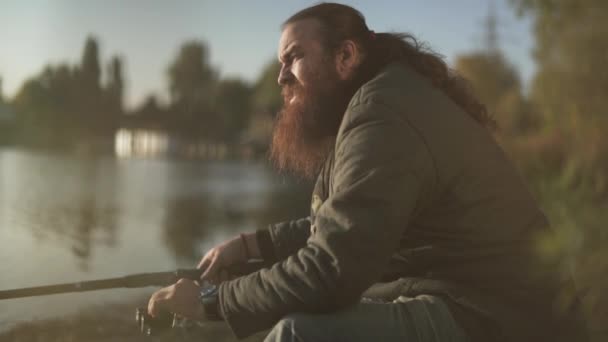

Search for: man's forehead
xmin=278 ymin=19 xmax=322 ymax=57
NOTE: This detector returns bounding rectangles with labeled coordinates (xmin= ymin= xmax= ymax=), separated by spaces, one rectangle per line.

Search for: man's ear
xmin=334 ymin=40 xmax=361 ymax=80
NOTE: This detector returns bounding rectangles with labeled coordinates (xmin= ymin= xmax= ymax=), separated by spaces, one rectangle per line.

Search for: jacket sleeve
xmin=219 ymin=101 xmax=435 ymax=339
xmin=256 ymin=217 xmax=311 ymax=263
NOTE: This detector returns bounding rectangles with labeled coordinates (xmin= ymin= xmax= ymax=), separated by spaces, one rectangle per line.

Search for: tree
xmin=455 ymin=52 xmax=533 ymax=135
xmin=12 ymin=64 xmax=80 ymax=146
xmin=511 ymin=2 xmax=608 ymax=337
xmin=454 ymin=7 xmax=534 ymax=136
xmin=74 ymin=36 xmax=107 ymax=138
xmin=106 ymin=56 xmax=124 ymax=114
xmin=213 ymin=78 xmax=252 ymax=141
xmin=11 ymin=36 xmax=119 ymax=147
xmin=80 ymin=36 xmax=101 ymax=91
xmin=252 ymin=60 xmax=282 ymax=115
xmin=511 ymin=0 xmax=608 ymax=180
xmin=167 ymin=41 xmax=218 ymax=137
xmin=513 ymin=0 xmax=608 ymax=122
xmin=168 ymin=41 xmax=216 ymax=106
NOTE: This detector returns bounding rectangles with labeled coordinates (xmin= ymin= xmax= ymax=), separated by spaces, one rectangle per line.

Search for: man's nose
xmin=278 ymin=65 xmax=294 ymax=86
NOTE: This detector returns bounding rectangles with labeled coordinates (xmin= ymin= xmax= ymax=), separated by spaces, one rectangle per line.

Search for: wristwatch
xmin=198 ymin=285 xmax=221 ymax=320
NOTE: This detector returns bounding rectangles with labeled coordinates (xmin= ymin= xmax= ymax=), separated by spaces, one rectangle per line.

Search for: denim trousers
xmin=263 ymin=295 xmax=469 ymax=342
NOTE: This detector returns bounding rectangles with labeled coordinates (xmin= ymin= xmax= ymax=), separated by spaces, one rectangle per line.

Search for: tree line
xmin=457 ymin=1 xmax=608 ymax=336
xmin=0 ymin=36 xmax=282 ymax=151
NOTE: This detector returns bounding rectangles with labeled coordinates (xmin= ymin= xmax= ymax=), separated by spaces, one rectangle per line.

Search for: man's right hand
xmin=197 ymin=233 xmax=260 ymax=284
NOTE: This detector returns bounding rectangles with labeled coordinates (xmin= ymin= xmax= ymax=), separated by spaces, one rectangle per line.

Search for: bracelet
xmin=240 ymin=233 xmax=250 ymax=260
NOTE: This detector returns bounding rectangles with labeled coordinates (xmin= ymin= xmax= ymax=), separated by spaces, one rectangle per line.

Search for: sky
xmin=0 ymin=0 xmax=534 ymax=109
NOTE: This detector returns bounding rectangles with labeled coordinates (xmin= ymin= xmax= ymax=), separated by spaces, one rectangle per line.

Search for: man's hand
xmin=197 ymin=233 xmax=259 ymax=284
xmin=147 ymin=278 xmax=203 ymax=320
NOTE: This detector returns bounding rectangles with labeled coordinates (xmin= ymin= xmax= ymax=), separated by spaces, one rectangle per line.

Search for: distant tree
xmin=168 ymin=41 xmax=215 ymax=105
xmin=167 ymin=41 xmax=218 ymax=137
xmin=106 ymin=56 xmax=124 ymax=114
xmin=455 ymin=6 xmax=535 ymax=136
xmin=455 ymin=52 xmax=533 ymax=135
xmin=12 ymin=36 xmax=118 ymax=147
xmin=80 ymin=36 xmax=101 ymax=91
xmin=134 ymin=95 xmax=166 ymax=121
xmin=74 ymin=36 xmax=107 ymax=139
xmin=0 ymin=75 xmax=14 ymax=144
xmin=252 ymin=61 xmax=282 ymax=115
xmin=213 ymin=79 xmax=252 ymax=141
xmin=510 ymin=3 xmax=608 ymax=337
xmin=13 ymin=66 xmax=75 ymax=146
xmin=513 ymin=0 xmax=608 ymax=122
xmin=510 ymin=0 xmax=608 ymax=178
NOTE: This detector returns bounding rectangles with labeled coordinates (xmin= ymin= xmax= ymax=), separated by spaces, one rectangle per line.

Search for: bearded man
xmin=147 ymin=3 xmax=587 ymax=342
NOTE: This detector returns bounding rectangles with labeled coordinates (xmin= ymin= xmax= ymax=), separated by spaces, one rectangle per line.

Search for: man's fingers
xmin=148 ymin=294 xmax=168 ymax=318
xmin=197 ymin=256 xmax=210 ymax=270
xmin=200 ymin=257 xmax=220 ymax=282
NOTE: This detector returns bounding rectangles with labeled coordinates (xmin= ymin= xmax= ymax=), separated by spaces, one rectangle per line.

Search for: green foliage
xmin=513 ymin=0 xmax=608 ymax=122
xmin=81 ymin=36 xmax=101 ymax=91
xmin=252 ymin=60 xmax=282 ymax=115
xmin=0 ymin=77 xmax=15 ymax=145
xmin=504 ymin=1 xmax=608 ymax=337
xmin=214 ymin=78 xmax=253 ymax=141
xmin=12 ymin=36 xmax=124 ymax=149
xmin=456 ymin=53 xmax=520 ymax=108
xmin=7 ymin=36 xmax=280 ymax=148
xmin=167 ymin=41 xmax=216 ymax=107
xmin=106 ymin=56 xmax=124 ymax=115
xmin=165 ymin=41 xmax=221 ymax=138
xmin=160 ymin=42 xmax=279 ymax=142
xmin=455 ymin=52 xmax=537 ymax=135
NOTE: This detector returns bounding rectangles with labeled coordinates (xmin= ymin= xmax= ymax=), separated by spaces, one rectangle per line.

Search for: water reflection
xmin=0 ymin=148 xmax=312 ymax=329
xmin=3 ymin=151 xmax=119 ymax=270
xmin=162 ymin=194 xmax=212 ymax=262
xmin=1 ymin=150 xmax=312 ymax=268
xmin=161 ymin=160 xmax=312 ymax=263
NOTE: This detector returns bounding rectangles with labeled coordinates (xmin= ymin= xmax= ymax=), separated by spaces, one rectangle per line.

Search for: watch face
xmin=198 ymin=284 xmax=221 ymax=320
xmin=199 ymin=285 xmax=218 ymax=300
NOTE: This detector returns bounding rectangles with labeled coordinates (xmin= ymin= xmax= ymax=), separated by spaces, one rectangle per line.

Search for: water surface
xmin=0 ymin=148 xmax=311 ymax=331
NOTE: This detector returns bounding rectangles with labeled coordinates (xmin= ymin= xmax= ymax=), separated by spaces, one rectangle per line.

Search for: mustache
xmin=281 ymin=82 xmax=305 ymax=103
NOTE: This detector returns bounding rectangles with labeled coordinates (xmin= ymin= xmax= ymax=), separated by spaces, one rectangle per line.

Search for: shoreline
xmin=0 ymin=296 xmax=266 ymax=342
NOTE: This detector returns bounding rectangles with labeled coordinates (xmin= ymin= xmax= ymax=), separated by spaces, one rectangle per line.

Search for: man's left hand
xmin=148 ymin=278 xmax=203 ymax=320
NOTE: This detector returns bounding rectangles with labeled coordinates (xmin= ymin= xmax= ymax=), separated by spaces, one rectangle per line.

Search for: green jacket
xmin=218 ymin=63 xmax=587 ymax=341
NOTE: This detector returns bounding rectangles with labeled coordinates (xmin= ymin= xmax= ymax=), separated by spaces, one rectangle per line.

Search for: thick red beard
xmin=270 ymin=70 xmax=354 ymax=180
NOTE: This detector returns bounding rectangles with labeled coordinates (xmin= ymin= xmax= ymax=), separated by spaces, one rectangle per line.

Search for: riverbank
xmin=0 ymin=296 xmax=267 ymax=342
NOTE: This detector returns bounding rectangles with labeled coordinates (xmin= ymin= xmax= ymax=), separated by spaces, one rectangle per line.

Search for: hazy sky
xmin=0 ymin=0 xmax=534 ymax=109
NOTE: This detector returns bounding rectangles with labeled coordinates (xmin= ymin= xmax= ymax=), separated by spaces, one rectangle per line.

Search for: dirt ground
xmin=0 ymin=298 xmax=267 ymax=342
xmin=1 ymin=297 xmax=605 ymax=341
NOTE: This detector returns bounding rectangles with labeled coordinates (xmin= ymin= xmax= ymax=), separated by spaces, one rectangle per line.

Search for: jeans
xmin=264 ymin=295 xmax=469 ymax=342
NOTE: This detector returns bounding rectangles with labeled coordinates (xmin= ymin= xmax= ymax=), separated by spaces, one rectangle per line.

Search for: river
xmin=0 ymin=147 xmax=311 ymax=332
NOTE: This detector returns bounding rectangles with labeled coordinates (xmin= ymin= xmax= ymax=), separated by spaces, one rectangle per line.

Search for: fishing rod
xmin=0 ymin=261 xmax=264 ymax=336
